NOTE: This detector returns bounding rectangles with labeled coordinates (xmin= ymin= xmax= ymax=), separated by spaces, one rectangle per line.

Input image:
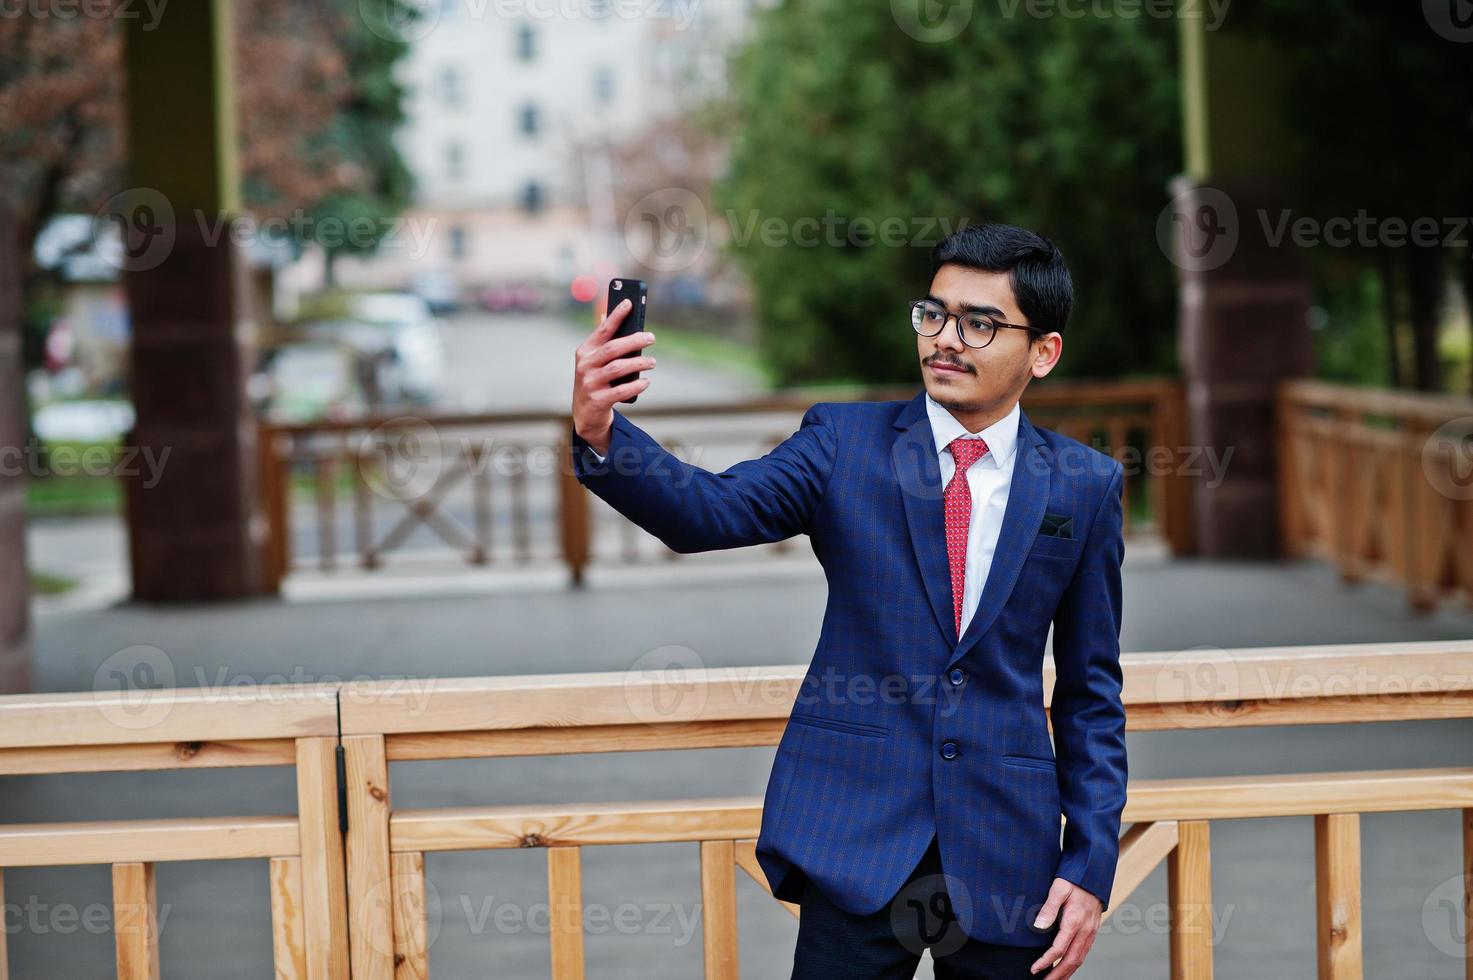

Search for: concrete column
xmin=1170 ymin=17 xmax=1313 ymax=558
xmin=0 ymin=210 xmax=34 ymax=692
xmin=123 ymin=0 xmax=265 ymax=599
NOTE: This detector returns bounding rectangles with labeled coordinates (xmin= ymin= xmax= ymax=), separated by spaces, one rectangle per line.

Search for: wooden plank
xmin=112 ymin=862 xmax=161 ymax=980
xmin=0 ymin=685 xmax=339 ymax=749
xmin=1120 ymin=690 xmax=1473 ymax=730
xmin=341 ymin=667 xmax=807 ymax=736
xmin=0 ymin=738 xmax=297 ymax=776
xmin=733 ymin=840 xmax=800 ymax=918
xmin=547 ymin=847 xmax=585 ymax=980
xmin=1314 ymin=813 xmax=1363 ymax=980
xmin=1105 ymin=821 xmax=1179 ymax=923
xmin=392 ymin=798 xmax=764 ymax=853
xmin=700 ymin=841 xmax=739 ymax=980
xmin=389 ymin=852 xmax=430 ymax=980
xmin=1167 ymin=820 xmax=1213 ymax=980
xmin=271 ymin=856 xmax=309 ymax=980
xmin=384 ymin=719 xmax=789 ymax=761
xmin=343 ymin=735 xmax=396 ymax=980
xmin=296 ymin=736 xmax=350 ymax=980
xmin=0 ymin=815 xmax=298 ymax=866
xmin=1124 ymin=768 xmax=1473 ymax=821
xmin=341 ymin=642 xmax=1473 ymax=738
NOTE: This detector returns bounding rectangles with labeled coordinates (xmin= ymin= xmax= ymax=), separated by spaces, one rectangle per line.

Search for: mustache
xmin=926 ymin=355 xmax=973 ymax=372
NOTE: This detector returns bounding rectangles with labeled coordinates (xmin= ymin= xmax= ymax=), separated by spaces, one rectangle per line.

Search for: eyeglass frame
xmin=909 ymin=298 xmax=1048 ymax=349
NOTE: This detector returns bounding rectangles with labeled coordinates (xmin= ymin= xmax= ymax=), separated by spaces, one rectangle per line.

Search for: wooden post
xmin=296 ymin=736 xmax=350 ymax=979
xmin=1167 ymin=819 xmax=1213 ymax=980
xmin=1314 ymin=812 xmax=1363 ymax=980
xmin=1462 ymin=807 xmax=1472 ymax=980
xmin=343 ymin=734 xmax=396 ymax=980
xmin=112 ymin=862 xmax=161 ymax=980
xmin=0 ymin=868 xmax=9 ymax=979
xmin=390 ymin=852 xmax=431 ymax=980
xmin=547 ymin=847 xmax=585 ymax=980
xmin=270 ymin=855 xmax=309 ymax=979
xmin=700 ymin=840 xmax=740 ymax=980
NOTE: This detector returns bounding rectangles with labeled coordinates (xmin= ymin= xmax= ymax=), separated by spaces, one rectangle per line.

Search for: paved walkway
xmin=8 ymin=538 xmax=1473 ymax=978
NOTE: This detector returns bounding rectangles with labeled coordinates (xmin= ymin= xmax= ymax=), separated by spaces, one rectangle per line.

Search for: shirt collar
xmin=924 ymin=391 xmax=1021 ymax=468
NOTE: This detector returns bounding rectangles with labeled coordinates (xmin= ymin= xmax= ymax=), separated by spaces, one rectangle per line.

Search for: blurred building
xmin=309 ymin=0 xmax=768 ymax=305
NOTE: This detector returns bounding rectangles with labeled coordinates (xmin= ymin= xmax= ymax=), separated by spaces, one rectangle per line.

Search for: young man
xmin=568 ymin=223 xmax=1127 ymax=979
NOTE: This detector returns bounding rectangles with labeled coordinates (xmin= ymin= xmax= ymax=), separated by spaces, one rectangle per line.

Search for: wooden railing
xmin=1278 ymin=380 xmax=1473 ymax=610
xmin=5 ymin=641 xmax=1467 ymax=977
xmin=0 ymin=683 xmax=349 ymax=978
xmin=257 ymin=378 xmax=1193 ymax=590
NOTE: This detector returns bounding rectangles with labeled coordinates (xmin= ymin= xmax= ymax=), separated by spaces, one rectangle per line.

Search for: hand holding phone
xmin=571 ymin=278 xmax=656 ymax=455
xmin=605 ymin=278 xmax=648 ymax=404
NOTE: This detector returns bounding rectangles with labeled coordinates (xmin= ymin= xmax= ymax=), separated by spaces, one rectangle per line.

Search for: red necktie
xmin=944 ymin=436 xmax=990 ymax=638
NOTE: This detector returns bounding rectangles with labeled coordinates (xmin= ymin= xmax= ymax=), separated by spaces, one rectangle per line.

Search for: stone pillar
xmin=0 ymin=211 xmax=33 ymax=692
xmin=1170 ymin=17 xmax=1313 ymax=559
xmin=123 ymin=0 xmax=265 ymax=600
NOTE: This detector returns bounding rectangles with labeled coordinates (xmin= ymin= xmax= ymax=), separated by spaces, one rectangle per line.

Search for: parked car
xmin=410 ymin=269 xmax=461 ymax=315
xmin=253 ymin=342 xmax=365 ymax=423
xmin=479 ymin=281 xmax=544 ymax=314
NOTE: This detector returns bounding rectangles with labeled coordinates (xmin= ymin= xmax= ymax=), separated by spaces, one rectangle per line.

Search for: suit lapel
xmin=891 ymin=389 xmax=958 ymax=646
xmin=948 ymin=410 xmax=1050 ymax=669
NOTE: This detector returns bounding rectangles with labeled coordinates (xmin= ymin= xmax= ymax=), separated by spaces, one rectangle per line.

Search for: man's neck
xmin=932 ymin=394 xmax=1019 ymax=435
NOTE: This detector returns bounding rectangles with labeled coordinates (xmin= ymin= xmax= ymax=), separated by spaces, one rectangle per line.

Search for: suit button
xmin=948 ymin=668 xmax=965 ymax=687
xmin=940 ymin=740 xmax=958 ymax=760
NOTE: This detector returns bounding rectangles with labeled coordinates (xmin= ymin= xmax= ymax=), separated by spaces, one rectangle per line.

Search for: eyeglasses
xmin=909 ymin=299 xmax=1041 ymax=349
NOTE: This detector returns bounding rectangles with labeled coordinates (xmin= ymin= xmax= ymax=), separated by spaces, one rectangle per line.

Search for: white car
xmin=347 ymin=293 xmax=445 ymax=404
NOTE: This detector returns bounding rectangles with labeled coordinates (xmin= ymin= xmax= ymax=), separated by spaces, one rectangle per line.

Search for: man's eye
xmin=926 ymin=310 xmax=944 ymax=321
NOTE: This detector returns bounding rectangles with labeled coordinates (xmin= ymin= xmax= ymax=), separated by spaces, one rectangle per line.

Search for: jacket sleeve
xmin=567 ymin=403 xmax=837 ymax=553
xmin=1049 ymin=460 xmax=1127 ymax=911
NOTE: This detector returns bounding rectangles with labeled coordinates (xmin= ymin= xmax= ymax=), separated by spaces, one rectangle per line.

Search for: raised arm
xmin=568 ymin=295 xmax=836 ymax=553
xmin=568 ymin=403 xmax=836 ymax=553
xmin=1048 ymin=461 xmax=1127 ymax=911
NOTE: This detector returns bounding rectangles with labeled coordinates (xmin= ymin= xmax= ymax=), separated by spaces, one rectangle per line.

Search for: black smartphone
xmin=607 ymin=278 xmax=648 ymax=404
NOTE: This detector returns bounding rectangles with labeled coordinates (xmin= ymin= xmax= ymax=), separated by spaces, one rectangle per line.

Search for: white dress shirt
xmin=925 ymin=392 xmax=1021 ymax=637
xmin=582 ymin=394 xmax=1023 ymax=637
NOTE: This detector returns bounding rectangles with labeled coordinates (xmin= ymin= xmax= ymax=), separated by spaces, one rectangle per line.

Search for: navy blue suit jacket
xmin=568 ymin=387 xmax=1127 ymax=945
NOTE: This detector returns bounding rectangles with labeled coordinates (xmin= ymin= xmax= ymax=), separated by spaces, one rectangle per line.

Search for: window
xmin=439 ymin=67 xmax=463 ymax=108
xmin=593 ymin=66 xmax=615 ymax=103
xmin=519 ymin=103 xmax=540 ymax=137
xmin=520 ymin=181 xmax=545 ymax=215
xmin=445 ymin=142 xmax=464 ymax=181
xmin=516 ymin=24 xmax=536 ymax=61
xmin=448 ymin=225 xmax=467 ymax=260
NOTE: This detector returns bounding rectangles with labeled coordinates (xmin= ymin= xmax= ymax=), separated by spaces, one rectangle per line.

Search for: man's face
xmin=917 ymin=263 xmax=1060 ymax=413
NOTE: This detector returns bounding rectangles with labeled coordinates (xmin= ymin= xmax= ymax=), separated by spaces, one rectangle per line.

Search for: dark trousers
xmin=789 ymin=836 xmax=1055 ymax=980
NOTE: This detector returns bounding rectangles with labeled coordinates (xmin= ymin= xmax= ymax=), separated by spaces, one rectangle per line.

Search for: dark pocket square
xmin=1039 ymin=513 xmax=1074 ymax=539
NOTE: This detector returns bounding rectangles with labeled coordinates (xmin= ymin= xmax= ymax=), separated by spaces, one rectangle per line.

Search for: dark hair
xmin=929 ymin=222 xmax=1072 ymax=335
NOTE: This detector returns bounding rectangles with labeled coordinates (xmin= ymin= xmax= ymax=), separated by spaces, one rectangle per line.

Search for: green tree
xmin=717 ymin=0 xmax=1181 ymax=386
xmin=296 ymin=0 xmax=415 ymax=285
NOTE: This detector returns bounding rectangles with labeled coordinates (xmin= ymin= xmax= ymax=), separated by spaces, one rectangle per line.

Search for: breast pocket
xmin=1027 ymin=532 xmax=1081 ymax=562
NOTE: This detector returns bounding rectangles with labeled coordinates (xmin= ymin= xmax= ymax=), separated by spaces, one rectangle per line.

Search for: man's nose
xmin=935 ymin=319 xmax=966 ymax=353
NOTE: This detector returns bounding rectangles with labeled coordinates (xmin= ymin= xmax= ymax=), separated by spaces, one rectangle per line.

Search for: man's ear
xmin=1030 ymin=333 xmax=1063 ymax=379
